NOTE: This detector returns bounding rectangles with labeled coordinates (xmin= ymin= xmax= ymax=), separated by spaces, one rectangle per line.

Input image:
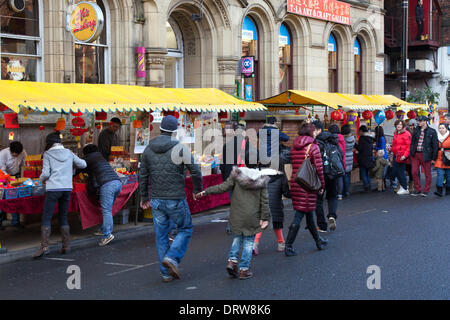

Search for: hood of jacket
xmin=293 ymin=135 xmax=316 ymax=151
xmin=231 ymin=167 xmax=276 ymax=190
xmin=359 ymin=134 xmax=374 ymax=143
xmin=262 ymin=124 xmax=279 ymax=136
xmin=44 ymin=144 xmax=72 ymax=162
xmin=316 ymin=131 xmax=339 ymax=146
xmin=149 ymin=134 xmax=179 ymax=154
xmin=344 ymin=135 xmax=355 ymax=145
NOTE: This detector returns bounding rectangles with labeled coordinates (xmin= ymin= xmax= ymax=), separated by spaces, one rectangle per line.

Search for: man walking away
xmin=410 ymin=116 xmax=438 ymax=196
xmin=98 ymin=117 xmax=122 ymax=161
xmin=139 ymin=115 xmax=202 ymax=282
xmin=81 ymin=144 xmax=122 ymax=246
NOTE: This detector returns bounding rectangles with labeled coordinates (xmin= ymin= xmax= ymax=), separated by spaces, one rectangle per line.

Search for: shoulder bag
xmin=294 ymin=144 xmax=322 ymax=192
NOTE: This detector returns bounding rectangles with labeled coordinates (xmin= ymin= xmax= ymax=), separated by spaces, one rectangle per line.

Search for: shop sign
xmin=279 ymin=35 xmax=288 ymax=46
xmin=7 ymin=60 xmax=25 ymax=81
xmin=241 ymin=56 xmax=254 ymax=77
xmin=70 ymin=2 xmax=104 ymax=43
xmin=287 ymin=0 xmax=351 ymax=25
xmin=245 ymin=85 xmax=253 ymax=102
xmin=242 ymin=29 xmax=254 ymax=41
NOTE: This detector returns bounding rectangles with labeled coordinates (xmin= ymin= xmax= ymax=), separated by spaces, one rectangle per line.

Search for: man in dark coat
xmin=98 ymin=117 xmax=121 ymax=161
xmin=313 ymin=120 xmax=341 ymax=232
xmin=355 ymin=126 xmax=375 ymax=192
xmin=409 ymin=115 xmax=438 ymax=196
xmin=139 ymin=115 xmax=202 ymax=282
xmin=81 ymin=144 xmax=122 ymax=246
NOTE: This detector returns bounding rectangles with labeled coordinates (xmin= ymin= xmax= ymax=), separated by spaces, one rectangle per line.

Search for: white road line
xmin=44 ymin=258 xmax=75 ymax=262
xmin=106 ymin=262 xmax=158 ymax=276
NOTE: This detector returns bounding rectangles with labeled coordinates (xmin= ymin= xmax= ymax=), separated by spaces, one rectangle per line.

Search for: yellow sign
xmin=70 ymin=2 xmax=104 ymax=43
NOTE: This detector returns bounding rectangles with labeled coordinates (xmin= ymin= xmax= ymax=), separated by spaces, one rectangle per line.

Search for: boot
xmin=308 ymin=224 xmax=328 ymax=250
xmin=60 ymin=225 xmax=70 ymax=254
xmin=434 ymin=186 xmax=443 ymax=197
xmin=408 ymin=181 xmax=415 ymax=193
xmin=284 ymin=224 xmax=300 ymax=257
xmin=33 ymin=225 xmax=51 ymax=259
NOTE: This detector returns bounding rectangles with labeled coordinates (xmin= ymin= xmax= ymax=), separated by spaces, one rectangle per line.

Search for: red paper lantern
xmin=407 ymin=110 xmax=417 ymax=119
xmin=331 ymin=110 xmax=342 ymax=121
xmin=132 ymin=120 xmax=142 ymax=128
xmin=70 ymin=128 xmax=88 ymax=136
xmin=149 ymin=114 xmax=154 ymax=123
xmin=55 ymin=117 xmax=66 ymax=131
xmin=385 ymin=109 xmax=394 ymax=121
xmin=39 ymin=125 xmax=45 ymax=131
xmin=95 ymin=111 xmax=107 ymax=121
xmin=72 ymin=117 xmax=85 ymax=127
xmin=70 ymin=111 xmax=83 ymax=117
xmin=362 ymin=110 xmax=373 ymax=121
xmin=239 ymin=111 xmax=246 ymax=118
xmin=173 ymin=111 xmax=180 ymax=119
xmin=4 ymin=113 xmax=19 ymax=129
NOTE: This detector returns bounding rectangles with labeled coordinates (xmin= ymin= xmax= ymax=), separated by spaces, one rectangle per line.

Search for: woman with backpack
xmin=286 ymin=122 xmax=328 ymax=256
xmin=341 ymin=125 xmax=355 ymax=197
xmin=329 ymin=125 xmax=346 ymax=200
xmin=434 ymin=123 xmax=450 ymax=197
xmin=354 ymin=126 xmax=374 ymax=192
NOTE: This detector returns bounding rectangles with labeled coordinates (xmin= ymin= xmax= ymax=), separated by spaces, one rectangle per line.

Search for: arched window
xmin=279 ymin=23 xmax=292 ymax=92
xmin=74 ymin=0 xmax=110 ymax=84
xmin=354 ymin=38 xmax=362 ymax=94
xmin=165 ymin=20 xmax=184 ymax=88
xmin=0 ymin=0 xmax=43 ymax=81
xmin=241 ymin=16 xmax=259 ymax=101
xmin=328 ymin=33 xmax=338 ymax=93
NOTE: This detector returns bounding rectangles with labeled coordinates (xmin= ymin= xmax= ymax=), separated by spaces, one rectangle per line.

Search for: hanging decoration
xmin=4 ymin=113 xmax=19 ymax=129
xmin=132 ymin=120 xmax=142 ymax=129
xmin=417 ymin=109 xmax=429 ymax=117
xmin=362 ymin=110 xmax=373 ymax=124
xmin=239 ymin=111 xmax=246 ymax=118
xmin=70 ymin=110 xmax=83 ymax=117
xmin=39 ymin=126 xmax=45 ymax=131
xmin=346 ymin=110 xmax=358 ymax=125
xmin=407 ymin=110 xmax=417 ymax=120
xmin=385 ymin=109 xmax=394 ymax=121
xmin=9 ymin=132 xmax=14 ymax=141
xmin=72 ymin=117 xmax=85 ymax=127
xmin=150 ymin=124 xmax=154 ymax=132
xmin=95 ymin=111 xmax=107 ymax=121
xmin=395 ymin=110 xmax=405 ymax=120
xmin=331 ymin=110 xmax=343 ymax=121
xmin=0 ymin=104 xmax=8 ymax=112
xmin=218 ymin=112 xmax=228 ymax=120
xmin=374 ymin=110 xmax=386 ymax=126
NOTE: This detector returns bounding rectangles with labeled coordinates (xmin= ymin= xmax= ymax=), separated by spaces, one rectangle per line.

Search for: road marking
xmin=186 ymin=286 xmax=197 ymax=290
xmin=44 ymin=258 xmax=75 ymax=262
xmin=106 ymin=262 xmax=158 ymax=276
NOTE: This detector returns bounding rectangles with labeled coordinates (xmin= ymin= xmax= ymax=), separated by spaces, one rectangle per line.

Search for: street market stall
xmin=0 ymin=80 xmax=266 ymax=229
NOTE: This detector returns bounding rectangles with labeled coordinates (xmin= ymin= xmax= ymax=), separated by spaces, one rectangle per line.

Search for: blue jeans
xmin=228 ymin=234 xmax=255 ymax=270
xmin=151 ymin=198 xmax=193 ymax=277
xmin=436 ymin=168 xmax=450 ymax=188
xmin=0 ymin=211 xmax=20 ymax=226
xmin=42 ymin=191 xmax=71 ymax=227
xmin=392 ymin=159 xmax=408 ymax=190
xmin=99 ymin=180 xmax=122 ymax=238
xmin=360 ymin=167 xmax=371 ymax=188
xmin=343 ymin=172 xmax=351 ymax=195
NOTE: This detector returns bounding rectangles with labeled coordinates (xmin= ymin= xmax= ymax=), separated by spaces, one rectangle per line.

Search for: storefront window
xmin=165 ymin=20 xmax=183 ymax=88
xmin=241 ymin=16 xmax=258 ymax=101
xmin=328 ymin=33 xmax=338 ymax=93
xmin=354 ymin=38 xmax=362 ymax=94
xmin=74 ymin=0 xmax=109 ymax=84
xmin=0 ymin=0 xmax=42 ymax=81
xmin=279 ymin=23 xmax=292 ymax=93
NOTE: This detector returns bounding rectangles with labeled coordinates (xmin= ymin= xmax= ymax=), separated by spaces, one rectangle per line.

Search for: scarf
xmin=438 ymin=131 xmax=449 ymax=144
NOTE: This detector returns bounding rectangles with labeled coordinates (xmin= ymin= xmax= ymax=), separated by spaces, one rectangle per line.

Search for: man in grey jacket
xmin=140 ymin=115 xmax=202 ymax=282
xmin=33 ymin=132 xmax=87 ymax=259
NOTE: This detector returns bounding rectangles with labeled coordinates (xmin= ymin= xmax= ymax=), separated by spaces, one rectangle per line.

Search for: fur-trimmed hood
xmin=231 ymin=167 xmax=277 ymax=190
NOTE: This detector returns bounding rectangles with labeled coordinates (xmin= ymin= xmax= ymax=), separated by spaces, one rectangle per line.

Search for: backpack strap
xmin=305 ymin=144 xmax=312 ymax=159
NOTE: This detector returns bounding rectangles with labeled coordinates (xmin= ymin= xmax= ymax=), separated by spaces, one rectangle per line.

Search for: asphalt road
xmin=0 ymin=186 xmax=449 ymax=300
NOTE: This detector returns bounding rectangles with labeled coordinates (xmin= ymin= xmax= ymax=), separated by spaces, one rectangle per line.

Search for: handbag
xmin=442 ymin=148 xmax=450 ymax=166
xmin=294 ymin=144 xmax=322 ymax=192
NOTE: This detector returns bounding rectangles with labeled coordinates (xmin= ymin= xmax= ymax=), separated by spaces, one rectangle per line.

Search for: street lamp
xmin=400 ymin=0 xmax=409 ymax=101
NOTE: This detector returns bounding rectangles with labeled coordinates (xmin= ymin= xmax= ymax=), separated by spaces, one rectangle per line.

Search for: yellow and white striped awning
xmin=0 ymin=80 xmax=266 ymax=114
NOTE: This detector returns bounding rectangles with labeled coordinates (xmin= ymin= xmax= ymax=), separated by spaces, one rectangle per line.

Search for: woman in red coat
xmin=391 ymin=119 xmax=412 ymax=195
xmin=286 ymin=123 xmax=328 ymax=256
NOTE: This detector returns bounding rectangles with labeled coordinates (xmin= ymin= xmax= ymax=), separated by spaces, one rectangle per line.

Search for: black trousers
xmin=315 ymin=177 xmax=338 ymax=230
xmin=41 ymin=191 xmax=71 ymax=227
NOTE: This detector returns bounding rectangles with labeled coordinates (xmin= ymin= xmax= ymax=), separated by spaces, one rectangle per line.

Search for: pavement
xmin=0 ymin=176 xmax=449 ymax=300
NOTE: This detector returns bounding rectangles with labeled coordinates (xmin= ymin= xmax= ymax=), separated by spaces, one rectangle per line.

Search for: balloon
xmin=374 ymin=110 xmax=386 ymax=125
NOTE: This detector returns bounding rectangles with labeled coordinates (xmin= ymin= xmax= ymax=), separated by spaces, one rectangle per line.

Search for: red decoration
xmin=132 ymin=120 xmax=142 ymax=129
xmin=407 ymin=110 xmax=417 ymax=119
xmin=96 ymin=125 xmax=101 ymax=130
xmin=4 ymin=113 xmax=19 ymax=129
xmin=70 ymin=128 xmax=89 ymax=136
xmin=150 ymin=124 xmax=154 ymax=131
xmin=95 ymin=111 xmax=107 ymax=121
xmin=385 ymin=110 xmax=395 ymax=121
xmin=55 ymin=117 xmax=66 ymax=131
xmin=173 ymin=111 xmax=180 ymax=119
xmin=331 ymin=110 xmax=342 ymax=121
xmin=149 ymin=114 xmax=154 ymax=123
xmin=239 ymin=111 xmax=246 ymax=118
xmin=70 ymin=111 xmax=83 ymax=117
xmin=72 ymin=117 xmax=85 ymax=127
xmin=362 ymin=110 xmax=373 ymax=121
xmin=0 ymin=104 xmax=8 ymax=112
xmin=39 ymin=126 xmax=44 ymax=131
xmin=218 ymin=112 xmax=228 ymax=119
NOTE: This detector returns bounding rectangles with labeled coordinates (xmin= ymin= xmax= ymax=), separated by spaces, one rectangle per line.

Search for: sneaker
xmin=162 ymin=258 xmax=180 ymax=279
xmin=94 ymin=229 xmax=103 ymax=236
xmin=252 ymin=242 xmax=259 ymax=256
xmin=98 ymin=234 xmax=115 ymax=247
xmin=328 ymin=217 xmax=336 ymax=231
xmin=317 ymin=227 xmax=327 ymax=233
xmin=226 ymin=259 xmax=239 ymax=278
xmin=337 ymin=195 xmax=343 ymax=201
xmin=161 ymin=274 xmax=174 ymax=283
xmin=410 ymin=191 xmax=421 ymax=196
xmin=421 ymin=192 xmax=429 ymax=197
xmin=239 ymin=269 xmax=253 ymax=280
xmin=396 ymin=186 xmax=410 ymax=195
xmin=277 ymin=242 xmax=285 ymax=252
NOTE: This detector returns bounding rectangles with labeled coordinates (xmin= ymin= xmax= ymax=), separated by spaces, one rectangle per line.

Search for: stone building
xmin=1 ymin=0 xmax=385 ymax=95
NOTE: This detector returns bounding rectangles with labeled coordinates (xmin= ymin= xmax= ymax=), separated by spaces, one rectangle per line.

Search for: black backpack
xmin=322 ymin=142 xmax=345 ymax=180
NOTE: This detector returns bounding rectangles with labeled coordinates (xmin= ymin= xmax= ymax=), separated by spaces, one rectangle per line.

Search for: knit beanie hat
xmin=267 ymin=116 xmax=277 ymax=124
xmin=160 ymin=115 xmax=178 ymax=133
